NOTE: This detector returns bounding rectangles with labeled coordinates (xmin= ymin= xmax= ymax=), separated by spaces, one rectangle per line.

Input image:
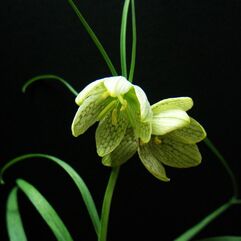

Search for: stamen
xmin=117 ymin=95 xmax=125 ymax=104
xmin=117 ymin=95 xmax=128 ymax=111
xmin=97 ymin=100 xmax=116 ymax=121
xmin=154 ymin=136 xmax=162 ymax=145
xmin=101 ymin=91 xmax=109 ymax=100
xmin=139 ymin=139 xmax=145 ymax=146
xmin=120 ymin=99 xmax=128 ymax=111
xmin=112 ymin=108 xmax=118 ymax=126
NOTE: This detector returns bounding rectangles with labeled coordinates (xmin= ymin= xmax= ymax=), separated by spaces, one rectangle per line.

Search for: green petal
xmin=96 ymin=108 xmax=128 ymax=157
xmin=124 ymin=87 xmax=140 ymax=126
xmin=75 ymin=79 xmax=106 ymax=105
xmin=138 ymin=143 xmax=170 ymax=181
xmin=150 ymin=136 xmax=202 ymax=168
xmin=152 ymin=109 xmax=190 ymax=135
xmin=72 ymin=94 xmax=111 ymax=137
xmin=152 ymin=97 xmax=193 ymax=114
xmin=166 ymin=117 xmax=207 ymax=144
xmin=125 ymin=88 xmax=152 ymax=142
xmin=135 ymin=121 xmax=152 ymax=143
xmin=102 ymin=128 xmax=138 ymax=167
xmin=133 ymin=85 xmax=152 ymax=121
xmin=104 ymin=76 xmax=132 ymax=97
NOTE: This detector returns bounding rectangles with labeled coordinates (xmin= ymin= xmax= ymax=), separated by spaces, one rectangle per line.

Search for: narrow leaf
xmin=129 ymin=0 xmax=136 ymax=83
xmin=195 ymin=236 xmax=241 ymax=241
xmin=120 ymin=0 xmax=131 ymax=78
xmin=204 ymin=137 xmax=239 ymax=198
xmin=174 ymin=199 xmax=233 ymax=241
xmin=0 ymin=153 xmax=100 ymax=236
xmin=22 ymin=74 xmax=78 ymax=96
xmin=16 ymin=179 xmax=74 ymax=241
xmin=67 ymin=0 xmax=117 ymax=76
xmin=6 ymin=187 xmax=27 ymax=241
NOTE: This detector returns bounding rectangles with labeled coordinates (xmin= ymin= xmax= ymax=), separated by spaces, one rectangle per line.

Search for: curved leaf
xmin=22 ymin=74 xmax=78 ymax=96
xmin=204 ymin=137 xmax=239 ymax=198
xmin=195 ymin=237 xmax=241 ymax=241
xmin=120 ymin=0 xmax=131 ymax=77
xmin=67 ymin=0 xmax=117 ymax=76
xmin=17 ymin=179 xmax=73 ymax=241
xmin=128 ymin=0 xmax=136 ymax=83
xmin=6 ymin=187 xmax=27 ymax=241
xmin=173 ymin=199 xmax=233 ymax=241
xmin=0 ymin=153 xmax=100 ymax=235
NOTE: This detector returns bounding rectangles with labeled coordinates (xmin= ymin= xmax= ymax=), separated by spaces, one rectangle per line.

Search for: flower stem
xmin=99 ymin=167 xmax=120 ymax=241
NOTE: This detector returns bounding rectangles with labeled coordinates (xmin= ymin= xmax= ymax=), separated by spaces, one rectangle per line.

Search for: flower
xmin=102 ymin=97 xmax=206 ymax=181
xmin=71 ymin=76 xmax=152 ymax=157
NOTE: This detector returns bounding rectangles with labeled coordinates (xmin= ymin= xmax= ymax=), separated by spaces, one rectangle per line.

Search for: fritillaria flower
xmin=71 ymin=76 xmax=152 ymax=157
xmin=102 ymin=97 xmax=206 ymax=181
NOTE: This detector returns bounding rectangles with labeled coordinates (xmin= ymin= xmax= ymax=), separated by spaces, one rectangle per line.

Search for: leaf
xmin=128 ymin=0 xmax=136 ymax=83
xmin=195 ymin=236 xmax=241 ymax=241
xmin=204 ymin=137 xmax=239 ymax=197
xmin=16 ymin=179 xmax=74 ymax=241
xmin=6 ymin=187 xmax=27 ymax=241
xmin=0 ymin=153 xmax=100 ymax=235
xmin=67 ymin=0 xmax=117 ymax=76
xmin=22 ymin=74 xmax=78 ymax=96
xmin=120 ymin=0 xmax=131 ymax=77
xmin=173 ymin=199 xmax=233 ymax=241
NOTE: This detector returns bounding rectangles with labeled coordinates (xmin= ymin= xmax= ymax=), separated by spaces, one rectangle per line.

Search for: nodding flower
xmin=102 ymin=97 xmax=206 ymax=182
xmin=71 ymin=76 xmax=152 ymax=157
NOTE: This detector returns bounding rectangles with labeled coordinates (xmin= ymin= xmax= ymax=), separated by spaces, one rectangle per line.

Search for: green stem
xmin=204 ymin=137 xmax=239 ymax=198
xmin=120 ymin=0 xmax=131 ymax=78
xmin=128 ymin=0 xmax=136 ymax=83
xmin=22 ymin=75 xmax=78 ymax=96
xmin=98 ymin=167 xmax=120 ymax=241
xmin=174 ymin=197 xmax=235 ymax=241
xmin=67 ymin=0 xmax=118 ymax=76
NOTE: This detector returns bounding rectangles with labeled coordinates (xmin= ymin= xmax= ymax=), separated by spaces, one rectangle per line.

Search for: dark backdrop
xmin=1 ymin=0 xmax=241 ymax=240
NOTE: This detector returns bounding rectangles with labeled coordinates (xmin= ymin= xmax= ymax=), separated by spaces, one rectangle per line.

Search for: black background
xmin=1 ymin=0 xmax=241 ymax=240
